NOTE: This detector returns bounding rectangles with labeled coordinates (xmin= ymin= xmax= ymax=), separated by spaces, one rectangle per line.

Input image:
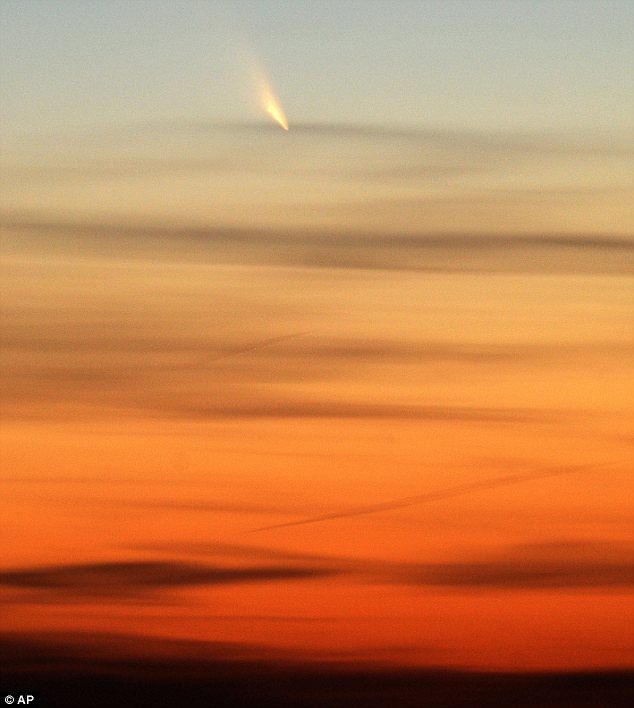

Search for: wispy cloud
xmin=3 ymin=213 xmax=632 ymax=273
xmin=100 ymin=499 xmax=306 ymax=516
xmin=3 ymin=321 xmax=630 ymax=425
xmin=131 ymin=541 xmax=340 ymax=565
xmin=176 ymin=401 xmax=552 ymax=423
xmin=74 ymin=120 xmax=634 ymax=156
xmin=383 ymin=540 xmax=634 ymax=590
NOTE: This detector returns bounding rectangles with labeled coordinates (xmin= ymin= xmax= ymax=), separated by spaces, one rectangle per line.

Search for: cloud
xmin=383 ymin=540 xmax=634 ymax=590
xmin=133 ymin=538 xmax=634 ymax=590
xmin=1 ymin=363 xmax=557 ymax=424
xmin=108 ymin=500 xmax=305 ymax=516
xmin=0 ymin=560 xmax=339 ymax=597
xmin=78 ymin=120 xmax=634 ymax=155
xmin=3 ymin=537 xmax=630 ymax=607
xmin=2 ymin=212 xmax=632 ymax=274
xmin=6 ymin=324 xmax=631 ymax=367
xmin=285 ymin=339 xmax=634 ymax=365
xmin=176 ymin=401 xmax=551 ymax=422
xmin=0 ymin=157 xmax=236 ymax=183
xmin=3 ymin=320 xmax=630 ymax=424
xmin=131 ymin=541 xmax=341 ymax=565
xmin=3 ymin=318 xmax=574 ymax=423
xmin=7 ymin=122 xmax=631 ymax=196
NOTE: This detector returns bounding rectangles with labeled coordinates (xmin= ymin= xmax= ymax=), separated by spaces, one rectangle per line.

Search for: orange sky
xmin=1 ymin=120 xmax=633 ymax=672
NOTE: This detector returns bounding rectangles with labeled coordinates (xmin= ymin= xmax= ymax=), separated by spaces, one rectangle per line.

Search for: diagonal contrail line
xmin=251 ymin=463 xmax=611 ymax=532
xmin=204 ymin=331 xmax=312 ymax=365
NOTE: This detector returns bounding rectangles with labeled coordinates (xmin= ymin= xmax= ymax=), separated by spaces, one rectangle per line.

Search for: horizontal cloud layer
xmin=3 ymin=537 xmax=630 ymax=603
xmin=3 ymin=212 xmax=633 ymax=272
xmin=0 ymin=560 xmax=337 ymax=596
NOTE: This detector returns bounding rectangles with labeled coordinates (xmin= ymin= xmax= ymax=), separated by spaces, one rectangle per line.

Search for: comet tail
xmin=259 ymin=79 xmax=289 ymax=131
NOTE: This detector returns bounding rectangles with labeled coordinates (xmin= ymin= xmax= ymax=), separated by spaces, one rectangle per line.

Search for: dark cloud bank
xmin=1 ymin=631 xmax=632 ymax=708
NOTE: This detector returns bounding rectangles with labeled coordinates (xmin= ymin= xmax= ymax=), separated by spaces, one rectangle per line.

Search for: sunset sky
xmin=1 ymin=0 xmax=633 ymax=686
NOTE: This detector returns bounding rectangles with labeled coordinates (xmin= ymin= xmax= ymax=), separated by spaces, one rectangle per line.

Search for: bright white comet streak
xmin=259 ymin=77 xmax=289 ymax=131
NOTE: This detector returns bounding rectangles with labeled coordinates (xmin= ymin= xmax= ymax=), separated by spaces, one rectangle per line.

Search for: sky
xmin=1 ymin=0 xmax=633 ymax=696
xmin=1 ymin=0 xmax=634 ymax=133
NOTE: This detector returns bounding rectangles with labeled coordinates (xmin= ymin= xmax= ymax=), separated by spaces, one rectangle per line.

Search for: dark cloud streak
xmin=74 ymin=119 xmax=634 ymax=155
xmin=175 ymin=401 xmax=551 ymax=423
xmin=2 ymin=213 xmax=632 ymax=274
xmin=0 ymin=560 xmax=338 ymax=596
xmin=388 ymin=558 xmax=634 ymax=590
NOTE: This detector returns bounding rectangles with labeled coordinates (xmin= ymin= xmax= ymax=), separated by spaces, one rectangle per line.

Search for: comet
xmin=241 ymin=51 xmax=289 ymax=131
xmin=258 ymin=74 xmax=289 ymax=131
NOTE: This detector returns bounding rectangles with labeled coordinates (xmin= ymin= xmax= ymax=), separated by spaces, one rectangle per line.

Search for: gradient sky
xmin=1 ymin=0 xmax=633 ymax=678
xmin=1 ymin=0 xmax=633 ymax=137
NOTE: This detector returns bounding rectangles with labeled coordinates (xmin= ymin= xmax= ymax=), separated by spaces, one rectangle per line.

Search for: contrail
xmin=205 ymin=332 xmax=311 ymax=365
xmin=251 ymin=463 xmax=610 ymax=532
xmin=134 ymin=332 xmax=312 ymax=374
